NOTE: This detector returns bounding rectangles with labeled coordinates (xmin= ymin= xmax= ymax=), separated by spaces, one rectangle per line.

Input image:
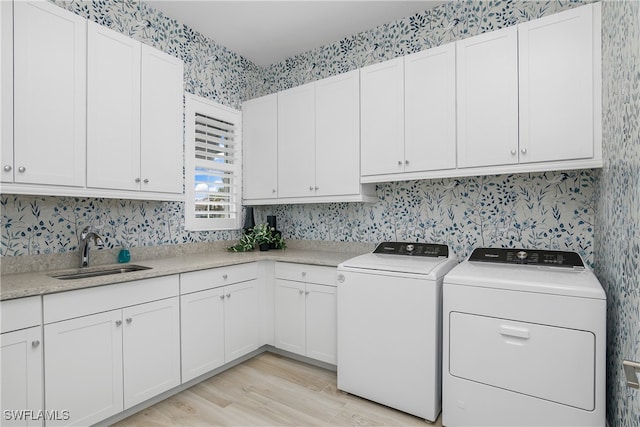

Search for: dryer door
xmin=448 ymin=312 xmax=595 ymax=411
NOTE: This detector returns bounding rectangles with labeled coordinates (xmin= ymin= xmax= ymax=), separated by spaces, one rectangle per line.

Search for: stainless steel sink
xmin=49 ymin=264 xmax=152 ymax=280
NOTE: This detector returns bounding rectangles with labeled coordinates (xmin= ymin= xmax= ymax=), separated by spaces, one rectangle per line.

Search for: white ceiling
xmin=144 ymin=1 xmax=446 ymax=67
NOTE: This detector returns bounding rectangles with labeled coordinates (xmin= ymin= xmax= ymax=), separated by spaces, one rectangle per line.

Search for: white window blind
xmin=185 ymin=94 xmax=242 ymax=231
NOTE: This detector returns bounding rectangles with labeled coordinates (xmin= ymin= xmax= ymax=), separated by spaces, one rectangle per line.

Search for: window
xmin=184 ymin=94 xmax=242 ymax=231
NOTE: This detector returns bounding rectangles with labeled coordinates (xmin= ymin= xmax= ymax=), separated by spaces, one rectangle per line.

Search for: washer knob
xmin=516 ymin=251 xmax=528 ymax=260
xmin=405 ymin=244 xmax=415 ymax=253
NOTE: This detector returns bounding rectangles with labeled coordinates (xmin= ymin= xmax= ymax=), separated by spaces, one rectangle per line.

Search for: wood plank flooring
xmin=114 ymin=352 xmax=443 ymax=426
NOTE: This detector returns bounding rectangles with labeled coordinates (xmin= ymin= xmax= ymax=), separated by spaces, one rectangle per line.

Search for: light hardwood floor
xmin=114 ymin=352 xmax=443 ymax=426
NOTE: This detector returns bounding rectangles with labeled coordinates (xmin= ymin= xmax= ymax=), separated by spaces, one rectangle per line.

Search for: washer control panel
xmin=469 ymin=248 xmax=584 ymax=268
xmin=373 ymin=242 xmax=449 ymax=257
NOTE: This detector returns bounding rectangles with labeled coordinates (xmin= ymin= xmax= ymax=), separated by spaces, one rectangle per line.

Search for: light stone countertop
xmin=0 ymin=241 xmax=373 ymax=301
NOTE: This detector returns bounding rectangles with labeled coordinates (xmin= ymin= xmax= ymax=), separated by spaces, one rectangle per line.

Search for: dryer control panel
xmin=373 ymin=242 xmax=449 ymax=257
xmin=469 ymin=248 xmax=584 ymax=268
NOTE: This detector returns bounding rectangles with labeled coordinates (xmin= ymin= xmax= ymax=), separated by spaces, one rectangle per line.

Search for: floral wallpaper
xmin=597 ymin=1 xmax=640 ymax=426
xmin=256 ymin=170 xmax=597 ymax=265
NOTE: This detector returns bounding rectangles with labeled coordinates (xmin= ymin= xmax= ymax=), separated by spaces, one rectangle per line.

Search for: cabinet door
xmin=181 ymin=288 xmax=225 ymax=382
xmin=405 ymin=44 xmax=457 ymax=172
xmin=1 ymin=0 xmax=13 ymax=183
xmin=274 ymin=279 xmax=306 ymax=356
xmin=224 ymin=280 xmax=259 ymax=361
xmin=13 ymin=1 xmax=86 ymax=187
xmin=360 ymin=57 xmax=404 ymax=176
xmin=457 ymin=26 xmax=518 ymax=168
xmin=122 ymin=297 xmax=180 ymax=408
xmin=243 ymin=94 xmax=278 ymax=200
xmin=44 ymin=310 xmax=123 ymax=427
xmin=87 ymin=21 xmax=141 ymax=191
xmin=277 ymin=83 xmax=316 ymax=198
xmin=315 ymin=70 xmax=360 ymax=196
xmin=519 ymin=4 xmax=594 ymax=163
xmin=140 ymin=45 xmax=184 ymax=194
xmin=305 ymin=284 xmax=337 ymax=364
xmin=1 ymin=327 xmax=43 ymax=427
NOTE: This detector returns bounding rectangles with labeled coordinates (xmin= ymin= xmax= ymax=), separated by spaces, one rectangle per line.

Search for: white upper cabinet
xmin=140 ymin=45 xmax=184 ymax=194
xmin=315 ymin=70 xmax=361 ymax=197
xmin=12 ymin=1 xmax=87 ymax=187
xmin=404 ymin=43 xmax=457 ymax=173
xmin=360 ymin=57 xmax=404 ymax=176
xmin=456 ymin=26 xmax=519 ymax=169
xmin=87 ymin=21 xmax=142 ymax=191
xmin=277 ymin=83 xmax=316 ymax=198
xmin=243 ymin=94 xmax=278 ymax=200
xmin=1 ymin=1 xmax=13 ymax=184
xmin=246 ymin=69 xmax=371 ymax=204
xmin=518 ymin=3 xmax=598 ymax=164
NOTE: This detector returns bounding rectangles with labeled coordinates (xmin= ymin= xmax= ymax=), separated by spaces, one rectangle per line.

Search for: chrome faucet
xmin=79 ymin=226 xmax=104 ymax=268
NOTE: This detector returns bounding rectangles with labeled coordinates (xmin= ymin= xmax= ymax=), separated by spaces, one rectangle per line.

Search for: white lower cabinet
xmin=180 ymin=264 xmax=260 ymax=383
xmin=274 ymin=263 xmax=337 ymax=365
xmin=1 ymin=297 xmax=43 ymax=427
xmin=43 ymin=276 xmax=180 ymax=426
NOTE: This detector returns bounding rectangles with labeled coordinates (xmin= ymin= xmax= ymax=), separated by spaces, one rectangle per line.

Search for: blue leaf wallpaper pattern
xmin=255 ymin=170 xmax=597 ymax=266
xmin=597 ymin=2 xmax=640 ymax=426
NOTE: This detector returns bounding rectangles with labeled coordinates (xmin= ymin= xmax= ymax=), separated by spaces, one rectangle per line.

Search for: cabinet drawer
xmin=1 ymin=296 xmax=42 ymax=333
xmin=275 ymin=262 xmax=336 ymax=286
xmin=180 ymin=263 xmax=258 ymax=294
xmin=44 ymin=275 xmax=179 ymax=324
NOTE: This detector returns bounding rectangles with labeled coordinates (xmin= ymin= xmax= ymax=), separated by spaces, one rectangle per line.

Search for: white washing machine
xmin=337 ymin=242 xmax=458 ymax=422
xmin=442 ymin=248 xmax=606 ymax=427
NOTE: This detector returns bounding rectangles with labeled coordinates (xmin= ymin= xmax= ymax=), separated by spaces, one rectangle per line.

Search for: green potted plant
xmin=227 ymin=223 xmax=286 ymax=252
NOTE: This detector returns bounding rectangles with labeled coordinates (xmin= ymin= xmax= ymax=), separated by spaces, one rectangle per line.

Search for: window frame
xmin=184 ymin=94 xmax=242 ymax=231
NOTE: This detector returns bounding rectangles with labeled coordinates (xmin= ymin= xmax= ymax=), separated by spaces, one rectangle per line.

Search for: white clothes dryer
xmin=337 ymin=242 xmax=458 ymax=422
xmin=442 ymin=248 xmax=606 ymax=427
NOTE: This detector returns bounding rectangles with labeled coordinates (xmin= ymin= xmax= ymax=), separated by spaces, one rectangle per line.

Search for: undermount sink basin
xmin=49 ymin=264 xmax=152 ymax=280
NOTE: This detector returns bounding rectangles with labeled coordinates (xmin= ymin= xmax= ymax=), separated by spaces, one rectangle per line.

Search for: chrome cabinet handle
xmin=405 ymin=160 xmax=409 ymax=165
xmin=226 ymin=293 xmax=231 ymax=298
xmin=115 ymin=320 xmax=123 ymax=326
xmin=18 ymin=166 xmax=26 ymax=173
xmin=220 ymin=294 xmax=225 ymax=299
xmin=126 ymin=317 xmax=132 ymax=324
xmin=397 ymin=160 xmax=402 ymax=165
xmin=32 ymin=340 xmax=40 ymax=348
xmin=299 ymin=289 xmax=304 ymax=295
xmin=272 ymin=189 xmax=276 ymax=193
xmin=143 ymin=178 xmax=149 ymax=183
xmin=135 ymin=177 xmax=141 ymax=183
xmin=3 ymin=165 xmax=11 ymax=172
xmin=521 ymin=148 xmax=527 ymax=154
xmin=510 ymin=149 xmax=517 ymax=155
xmin=305 ymin=290 xmax=310 ymax=296
xmin=301 ymin=271 xmax=306 ymax=277
xmin=309 ymin=186 xmax=314 ymax=191
xmin=223 ymin=274 xmax=228 ymax=280
xmin=314 ymin=186 xmax=319 ymax=190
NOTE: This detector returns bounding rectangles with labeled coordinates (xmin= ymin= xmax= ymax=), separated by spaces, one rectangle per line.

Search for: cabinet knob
xmin=115 ymin=320 xmax=123 ymax=326
xmin=521 ymin=148 xmax=527 ymax=154
xmin=135 ymin=177 xmax=141 ymax=183
xmin=223 ymin=274 xmax=228 ymax=280
xmin=405 ymin=160 xmax=409 ymax=165
xmin=143 ymin=178 xmax=149 ymax=183
xmin=314 ymin=186 xmax=319 ymax=190
xmin=31 ymin=340 xmax=40 ymax=348
xmin=299 ymin=289 xmax=304 ymax=295
xmin=305 ymin=290 xmax=310 ymax=296
xmin=301 ymin=271 xmax=307 ymax=277
xmin=272 ymin=189 xmax=276 ymax=193
xmin=226 ymin=293 xmax=231 ymax=298
xmin=18 ymin=166 xmax=26 ymax=173
xmin=510 ymin=149 xmax=517 ymax=155
xmin=337 ymin=274 xmax=345 ymax=283
xmin=220 ymin=294 xmax=225 ymax=299
xmin=397 ymin=160 xmax=402 ymax=166
xmin=309 ymin=186 xmax=314 ymax=191
xmin=126 ymin=317 xmax=132 ymax=324
xmin=3 ymin=165 xmax=11 ymax=172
